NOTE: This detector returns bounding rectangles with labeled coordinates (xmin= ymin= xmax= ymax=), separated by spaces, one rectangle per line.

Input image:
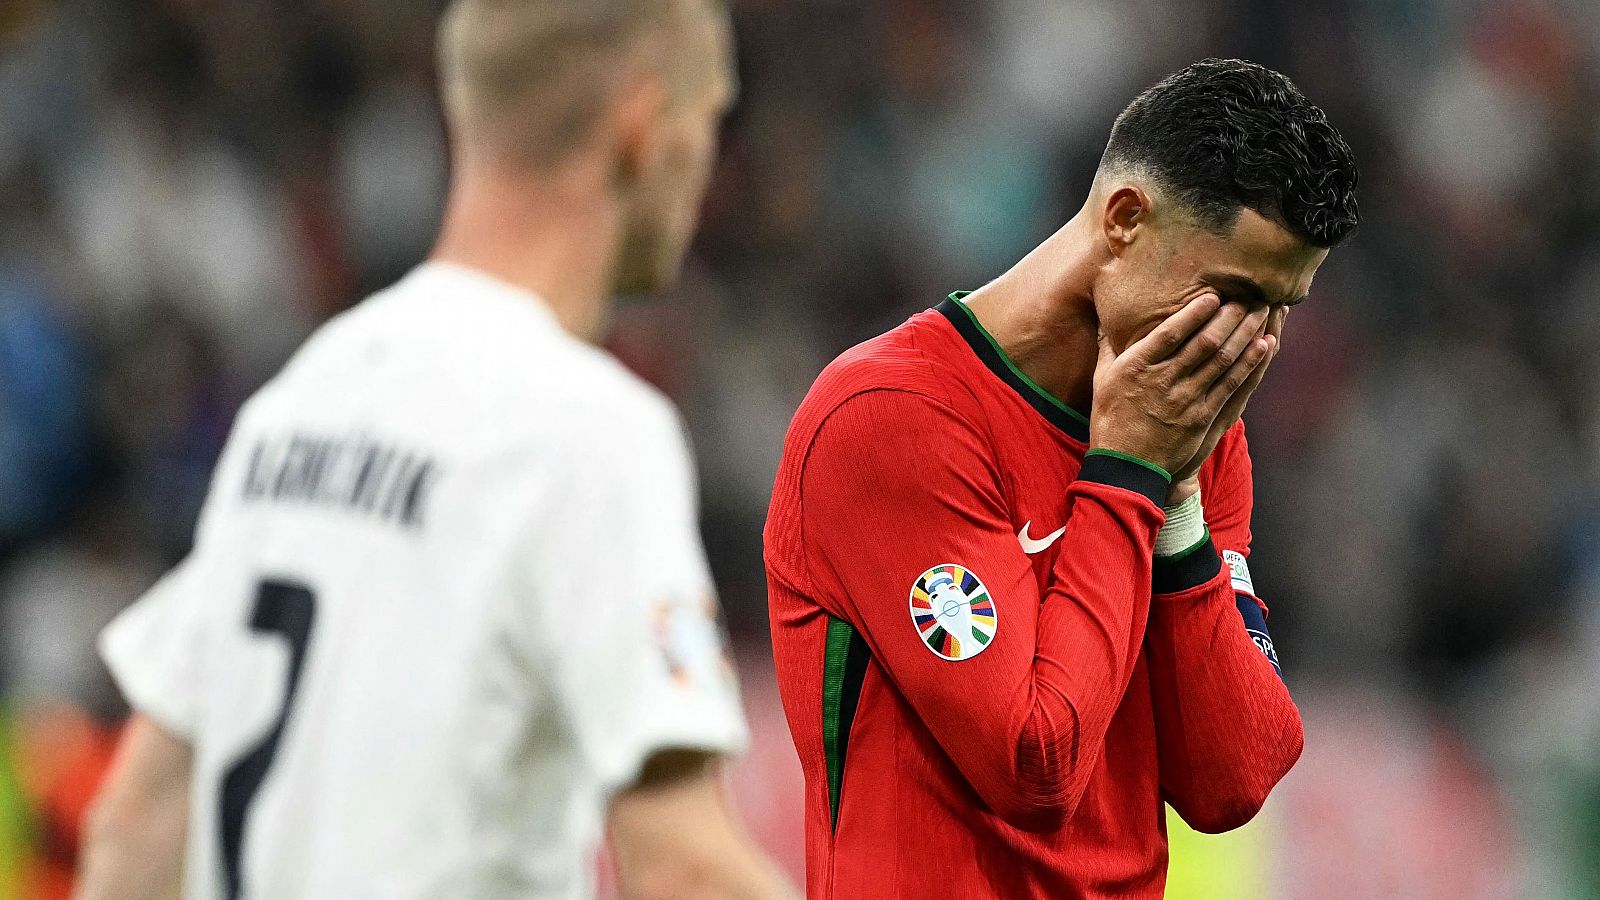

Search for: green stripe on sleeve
xmin=822 ymin=617 xmax=853 ymax=830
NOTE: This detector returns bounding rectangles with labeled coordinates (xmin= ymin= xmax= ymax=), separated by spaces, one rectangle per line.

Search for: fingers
xmin=1175 ymin=416 xmax=1230 ymax=485
xmin=1203 ymin=332 xmax=1276 ymax=414
xmin=1192 ymin=305 xmax=1269 ymax=383
xmin=1169 ymin=301 xmax=1251 ymax=374
xmin=1267 ymin=306 xmax=1287 ymax=345
xmin=1172 ymin=329 xmax=1278 ymax=482
xmin=1096 ymin=327 xmax=1117 ymax=370
xmin=1126 ymin=294 xmax=1220 ymax=365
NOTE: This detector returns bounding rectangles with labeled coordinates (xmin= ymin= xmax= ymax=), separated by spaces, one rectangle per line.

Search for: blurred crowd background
xmin=1 ymin=0 xmax=1598 ymax=896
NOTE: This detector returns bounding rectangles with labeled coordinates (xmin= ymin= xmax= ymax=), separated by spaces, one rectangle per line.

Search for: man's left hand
xmin=1166 ymin=305 xmax=1285 ymax=502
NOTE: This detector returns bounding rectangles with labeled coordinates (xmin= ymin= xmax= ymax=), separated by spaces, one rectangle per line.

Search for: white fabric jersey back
xmin=100 ymin=263 xmax=748 ymax=900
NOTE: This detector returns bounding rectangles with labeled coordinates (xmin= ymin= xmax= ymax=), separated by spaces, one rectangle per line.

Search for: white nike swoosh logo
xmin=1017 ymin=521 xmax=1066 ymax=555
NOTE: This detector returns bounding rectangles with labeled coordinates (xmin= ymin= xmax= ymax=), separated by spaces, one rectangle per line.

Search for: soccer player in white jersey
xmin=73 ymin=1 xmax=795 ymax=898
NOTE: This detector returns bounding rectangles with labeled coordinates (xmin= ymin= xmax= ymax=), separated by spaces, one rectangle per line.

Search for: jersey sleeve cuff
xmin=98 ymin=614 xmax=198 ymax=740
xmin=596 ymin=697 xmax=751 ymax=800
xmin=1079 ymin=450 xmax=1171 ymax=509
xmin=1152 ymin=534 xmax=1224 ymax=594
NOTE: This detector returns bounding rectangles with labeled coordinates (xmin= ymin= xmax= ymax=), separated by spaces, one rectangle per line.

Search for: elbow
xmin=1173 ymin=790 xmax=1266 ymax=835
xmin=986 ymin=704 xmax=1094 ymax=833
xmin=1177 ymin=715 xmax=1305 ymax=835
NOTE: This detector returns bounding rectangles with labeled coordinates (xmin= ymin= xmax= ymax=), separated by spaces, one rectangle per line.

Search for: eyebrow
xmin=1206 ymin=274 xmax=1309 ymax=307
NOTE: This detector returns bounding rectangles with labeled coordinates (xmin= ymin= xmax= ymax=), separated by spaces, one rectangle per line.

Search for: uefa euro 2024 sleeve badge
xmin=909 ymin=564 xmax=997 ymax=661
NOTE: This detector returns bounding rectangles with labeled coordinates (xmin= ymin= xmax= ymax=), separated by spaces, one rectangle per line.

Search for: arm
xmin=87 ymin=550 xmax=215 ymax=900
xmin=798 ymin=295 xmax=1271 ymax=831
xmin=609 ymin=751 xmax=797 ymax=900
xmin=1147 ymin=424 xmax=1304 ymax=833
xmin=521 ymin=399 xmax=786 ymax=890
xmin=74 ymin=715 xmax=192 ymax=900
xmin=801 ymin=391 xmax=1168 ymax=830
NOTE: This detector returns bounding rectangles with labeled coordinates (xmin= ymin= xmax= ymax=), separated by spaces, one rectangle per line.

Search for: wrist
xmin=1078 ymin=448 xmax=1170 ymax=509
xmin=1166 ymin=475 xmax=1201 ymax=505
xmin=1082 ymin=446 xmax=1172 ymax=482
xmin=1154 ymin=488 xmax=1207 ymax=558
xmin=1151 ymin=535 xmax=1222 ymax=594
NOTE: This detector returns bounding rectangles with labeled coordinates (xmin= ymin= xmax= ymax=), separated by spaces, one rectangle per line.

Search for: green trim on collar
xmin=946 ymin=292 xmax=1090 ymax=426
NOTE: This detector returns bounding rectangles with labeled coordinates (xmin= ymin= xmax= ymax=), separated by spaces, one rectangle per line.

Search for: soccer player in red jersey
xmin=765 ymin=59 xmax=1359 ymax=898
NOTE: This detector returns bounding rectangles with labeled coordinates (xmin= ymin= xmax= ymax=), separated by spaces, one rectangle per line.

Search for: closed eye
xmin=1206 ymin=273 xmax=1308 ymax=308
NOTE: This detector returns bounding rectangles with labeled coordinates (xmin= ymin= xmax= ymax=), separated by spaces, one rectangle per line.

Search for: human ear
xmin=610 ymin=75 xmax=669 ymax=191
xmin=1101 ymin=184 xmax=1151 ymax=258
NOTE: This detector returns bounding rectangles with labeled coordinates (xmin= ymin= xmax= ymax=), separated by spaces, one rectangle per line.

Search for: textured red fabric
xmin=765 ymin=306 xmax=1302 ymax=899
xmin=1149 ymin=424 xmax=1304 ymax=834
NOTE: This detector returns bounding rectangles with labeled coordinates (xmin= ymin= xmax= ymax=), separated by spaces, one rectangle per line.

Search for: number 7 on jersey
xmin=218 ymin=579 xmax=317 ymax=900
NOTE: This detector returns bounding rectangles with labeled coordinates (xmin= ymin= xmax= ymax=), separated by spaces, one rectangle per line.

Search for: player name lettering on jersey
xmin=241 ymin=431 xmax=439 ymax=529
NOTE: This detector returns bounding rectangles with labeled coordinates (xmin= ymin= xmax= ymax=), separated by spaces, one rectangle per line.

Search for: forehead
xmin=1169 ymin=207 xmax=1328 ymax=304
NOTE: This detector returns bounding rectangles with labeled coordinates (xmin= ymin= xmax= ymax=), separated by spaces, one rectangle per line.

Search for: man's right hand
xmin=1089 ymin=293 xmax=1273 ymax=476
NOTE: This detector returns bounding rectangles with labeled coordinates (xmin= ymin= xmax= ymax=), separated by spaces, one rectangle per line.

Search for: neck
xmin=961 ymin=209 xmax=1104 ymax=412
xmin=430 ymin=157 xmax=621 ymax=341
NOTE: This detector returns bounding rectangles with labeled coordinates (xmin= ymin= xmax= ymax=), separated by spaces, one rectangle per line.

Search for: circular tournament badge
xmin=909 ymin=563 xmax=998 ymax=661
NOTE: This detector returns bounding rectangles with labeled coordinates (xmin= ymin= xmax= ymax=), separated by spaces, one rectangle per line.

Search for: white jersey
xmin=100 ymin=263 xmax=748 ymax=900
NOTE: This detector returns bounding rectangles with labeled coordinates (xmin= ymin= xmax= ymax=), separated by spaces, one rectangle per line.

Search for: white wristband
xmin=1155 ymin=488 xmax=1207 ymax=558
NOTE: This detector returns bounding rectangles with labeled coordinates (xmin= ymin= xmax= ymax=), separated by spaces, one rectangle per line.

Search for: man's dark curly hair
xmin=1102 ymin=58 xmax=1359 ymax=248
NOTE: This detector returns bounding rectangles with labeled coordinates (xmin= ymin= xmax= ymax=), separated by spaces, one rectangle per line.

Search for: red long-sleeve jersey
xmin=765 ymin=296 xmax=1303 ymax=899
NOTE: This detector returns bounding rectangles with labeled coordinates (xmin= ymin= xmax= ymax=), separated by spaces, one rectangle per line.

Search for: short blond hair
xmin=438 ymin=0 xmax=724 ymax=167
